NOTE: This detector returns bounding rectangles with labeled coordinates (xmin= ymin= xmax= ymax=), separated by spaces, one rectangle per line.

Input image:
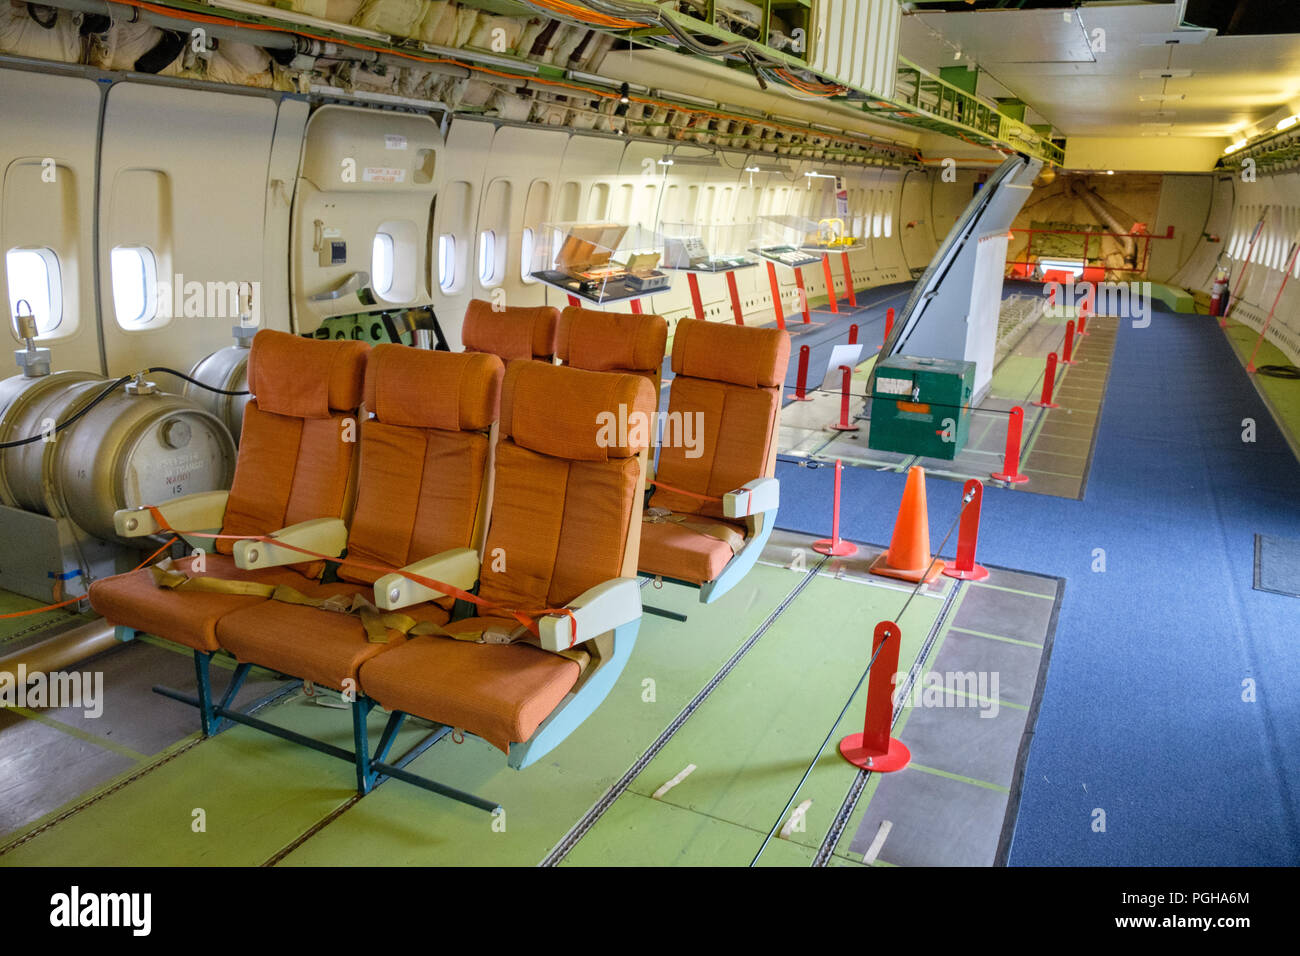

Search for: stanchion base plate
xmin=1031 ymin=401 xmax=1060 ymax=409
xmin=869 ymin=552 xmax=945 ymax=584
xmin=942 ymin=563 xmax=989 ymax=581
xmin=790 ymin=395 xmax=814 ymax=402
xmin=991 ymin=471 xmax=1030 ymax=484
xmin=829 ymin=424 xmax=861 ymax=432
xmin=839 ymin=734 xmax=910 ymax=773
xmin=813 ymin=538 xmax=858 ymax=557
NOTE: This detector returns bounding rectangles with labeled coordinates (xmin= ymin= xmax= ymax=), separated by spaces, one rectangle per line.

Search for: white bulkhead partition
xmin=468 ymin=121 xmax=568 ymax=313
xmin=425 ymin=119 xmax=493 ymax=349
xmin=98 ymin=82 xmax=286 ymax=376
xmin=292 ymin=104 xmax=442 ymax=334
xmin=0 ymin=68 xmax=101 ymax=374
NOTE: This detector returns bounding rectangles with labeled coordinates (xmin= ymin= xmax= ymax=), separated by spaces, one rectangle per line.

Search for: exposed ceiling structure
xmin=899 ymin=1 xmax=1300 ymax=146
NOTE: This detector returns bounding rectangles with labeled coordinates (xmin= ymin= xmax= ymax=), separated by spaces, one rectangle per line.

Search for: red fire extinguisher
xmin=1209 ymin=257 xmax=1231 ymax=317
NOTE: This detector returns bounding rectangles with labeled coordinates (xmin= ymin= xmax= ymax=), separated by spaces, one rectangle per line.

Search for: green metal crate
xmin=868 ymin=355 xmax=975 ymax=461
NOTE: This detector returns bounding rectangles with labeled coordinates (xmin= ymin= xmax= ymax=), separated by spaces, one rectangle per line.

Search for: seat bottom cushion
xmin=88 ymin=554 xmax=316 ymax=653
xmin=637 ymin=516 xmax=747 ymax=585
xmin=215 ymin=586 xmax=452 ymax=692
xmin=358 ymin=628 xmax=581 ymax=753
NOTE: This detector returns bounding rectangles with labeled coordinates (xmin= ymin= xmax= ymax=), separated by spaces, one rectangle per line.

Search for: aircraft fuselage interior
xmin=1 ymin=0 xmax=1298 ymax=901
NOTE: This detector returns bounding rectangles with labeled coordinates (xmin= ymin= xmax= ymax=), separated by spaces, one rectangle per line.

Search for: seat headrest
xmin=556 ymin=306 xmax=667 ymax=374
xmin=462 ymin=299 xmax=559 ymax=362
xmin=671 ymin=319 xmax=791 ymax=388
xmin=247 ymin=330 xmax=369 ymax=419
xmin=500 ymin=361 xmax=654 ymax=462
xmin=365 ymin=345 xmax=503 ymax=431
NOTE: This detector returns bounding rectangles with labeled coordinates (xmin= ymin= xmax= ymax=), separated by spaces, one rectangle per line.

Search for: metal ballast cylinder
xmin=0 ymin=372 xmax=236 ymax=543
xmin=184 ymin=345 xmax=251 ymax=442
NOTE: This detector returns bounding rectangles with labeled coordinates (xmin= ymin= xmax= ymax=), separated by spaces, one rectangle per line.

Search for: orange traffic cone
xmin=869 ymin=466 xmax=946 ymax=584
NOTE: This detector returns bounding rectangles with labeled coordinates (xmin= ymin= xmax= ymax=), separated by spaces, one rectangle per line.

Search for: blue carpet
xmin=774 ymin=301 xmax=1300 ymax=865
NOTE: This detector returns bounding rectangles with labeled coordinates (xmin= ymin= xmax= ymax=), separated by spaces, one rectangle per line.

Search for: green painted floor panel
xmin=558 ymin=790 xmax=816 ymax=867
xmin=576 ymin=572 xmax=944 ymax=863
xmin=277 ymin=564 xmax=810 ymax=866
xmin=1222 ymin=318 xmax=1300 ymax=460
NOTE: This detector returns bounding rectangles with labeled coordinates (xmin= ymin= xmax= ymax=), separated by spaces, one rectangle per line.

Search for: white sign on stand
xmin=820 ymin=342 xmax=866 ymax=389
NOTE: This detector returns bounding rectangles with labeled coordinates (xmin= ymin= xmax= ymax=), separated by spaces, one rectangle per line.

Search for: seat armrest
xmin=722 ymin=478 xmax=779 ymax=519
xmin=374 ymin=548 xmax=480 ymax=611
xmin=114 ymin=491 xmax=229 ymax=537
xmin=233 ymin=518 xmax=349 ymax=570
xmin=538 ymin=578 xmax=642 ymax=652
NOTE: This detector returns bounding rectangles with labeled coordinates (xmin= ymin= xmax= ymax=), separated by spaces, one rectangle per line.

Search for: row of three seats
xmin=464 ymin=300 xmax=792 ymax=602
xmin=91 ymin=315 xmax=788 ymax=804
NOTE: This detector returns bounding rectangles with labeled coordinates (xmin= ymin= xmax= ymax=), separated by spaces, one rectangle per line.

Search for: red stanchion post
xmin=794 ymin=267 xmax=812 ymax=324
xmin=687 ymin=272 xmax=706 ymax=322
xmin=822 ymin=254 xmax=839 ymax=314
xmin=882 ymin=307 xmax=895 ymax=351
xmin=1034 ymin=352 xmax=1061 ymax=409
xmin=848 ymin=324 xmax=859 ymax=346
xmin=726 ymin=271 xmax=745 ymax=326
xmin=1060 ymin=319 xmax=1077 ymax=365
xmin=839 ymin=620 xmax=910 ymax=772
xmin=1077 ymin=301 xmax=1090 ymax=336
xmin=942 ymin=479 xmax=989 ymax=581
xmin=842 ymin=251 xmax=857 ymax=307
xmin=813 ymin=459 xmax=858 ymax=557
xmin=992 ymin=406 xmax=1029 ymax=484
xmin=766 ymin=261 xmax=786 ymax=331
xmin=630 ymin=298 xmax=644 ymax=314
xmin=831 ymin=365 xmax=860 ymax=432
xmin=793 ymin=345 xmax=813 ymax=402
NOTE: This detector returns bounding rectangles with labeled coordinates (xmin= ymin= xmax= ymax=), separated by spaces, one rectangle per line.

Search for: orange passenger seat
xmin=212 ymin=346 xmax=504 ymax=691
xmin=637 ymin=319 xmax=790 ymax=603
xmin=555 ymin=304 xmax=668 ymax=404
xmin=358 ymin=360 xmax=654 ymax=775
xmin=88 ymin=330 xmax=370 ymax=652
xmin=461 ymin=298 xmax=559 ymax=363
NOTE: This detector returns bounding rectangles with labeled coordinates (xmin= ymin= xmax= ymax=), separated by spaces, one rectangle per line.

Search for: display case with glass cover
xmin=660 ymin=221 xmax=760 ymax=274
xmin=528 ymin=222 xmax=669 ymax=305
xmin=751 ymin=215 xmax=827 ymax=267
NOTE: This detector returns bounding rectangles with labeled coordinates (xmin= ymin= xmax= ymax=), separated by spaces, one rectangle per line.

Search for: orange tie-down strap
xmin=145 ymin=507 xmax=578 ymax=647
xmin=644 ymin=481 xmax=746 ymax=554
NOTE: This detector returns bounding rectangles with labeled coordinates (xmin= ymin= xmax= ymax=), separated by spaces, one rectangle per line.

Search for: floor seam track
xmin=0 ymin=677 xmax=301 ymax=857
xmin=537 ymin=556 xmax=831 ymax=867
xmin=811 ymin=576 xmax=966 ymax=867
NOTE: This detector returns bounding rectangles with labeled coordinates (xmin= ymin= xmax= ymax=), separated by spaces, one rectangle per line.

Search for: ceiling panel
xmin=900 ymin=3 xmax=1300 ymax=141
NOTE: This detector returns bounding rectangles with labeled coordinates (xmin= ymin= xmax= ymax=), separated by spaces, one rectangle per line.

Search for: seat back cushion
xmin=477 ymin=362 xmax=653 ymax=613
xmin=462 ymin=299 xmax=559 ymax=362
xmin=219 ymin=332 xmax=368 ymax=558
xmin=556 ymin=306 xmax=667 ymax=398
xmin=651 ymin=320 xmax=790 ymax=520
xmin=338 ymin=346 xmax=504 ymax=584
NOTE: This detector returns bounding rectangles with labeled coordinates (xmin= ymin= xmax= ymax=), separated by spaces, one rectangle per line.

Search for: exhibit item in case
xmin=529 ymin=222 xmax=670 ymax=304
xmin=661 ymin=221 xmax=760 ymax=273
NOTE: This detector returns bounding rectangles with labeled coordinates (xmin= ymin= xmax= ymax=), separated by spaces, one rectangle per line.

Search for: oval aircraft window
xmin=5 ymin=247 xmax=63 ymax=335
xmin=520 ymin=227 xmax=536 ymax=283
xmin=478 ymin=230 xmax=496 ymax=286
xmin=110 ymin=246 xmax=159 ymax=329
xmin=438 ymin=234 xmax=456 ymax=292
xmin=372 ymin=233 xmax=395 ymax=298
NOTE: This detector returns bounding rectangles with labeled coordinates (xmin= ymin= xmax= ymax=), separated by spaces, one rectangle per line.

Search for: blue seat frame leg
xmin=157 ymin=653 xmax=252 ymax=737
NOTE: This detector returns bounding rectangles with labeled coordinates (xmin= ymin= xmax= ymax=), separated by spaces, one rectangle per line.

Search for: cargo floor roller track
xmin=0 ymin=531 xmax=1061 ymax=868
